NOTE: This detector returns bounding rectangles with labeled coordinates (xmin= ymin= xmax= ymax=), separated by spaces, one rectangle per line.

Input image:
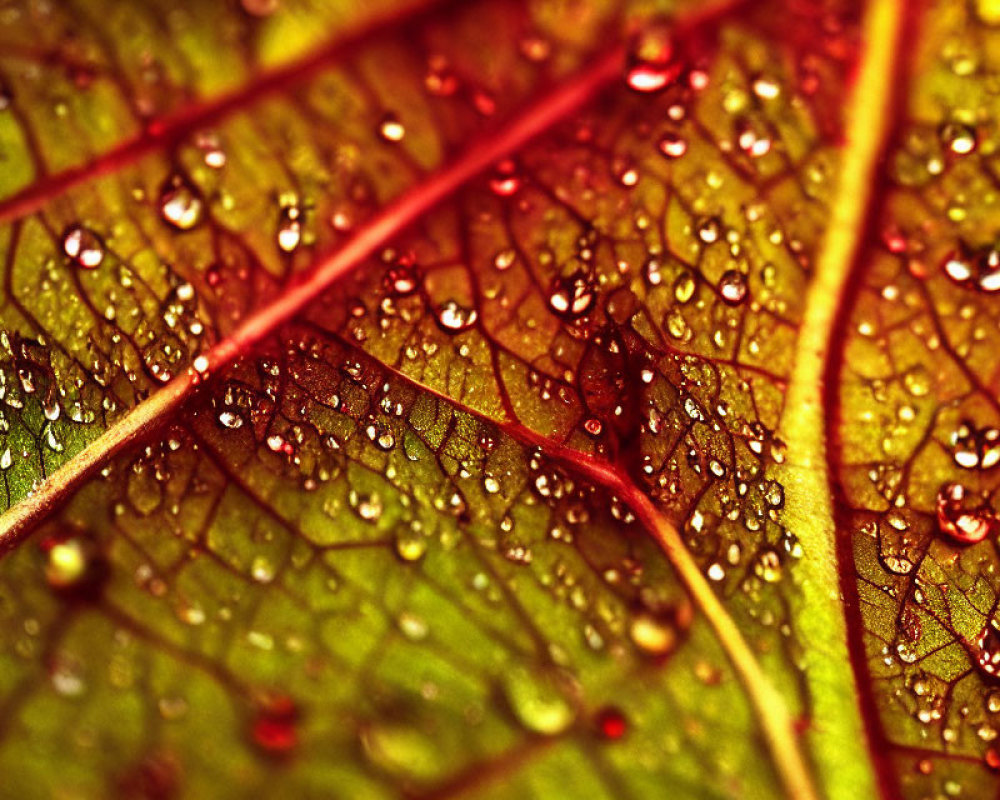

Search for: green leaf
xmin=3 ymin=0 xmax=981 ymax=798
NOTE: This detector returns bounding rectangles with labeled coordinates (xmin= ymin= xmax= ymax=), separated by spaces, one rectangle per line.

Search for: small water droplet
xmin=548 ymin=274 xmax=595 ymax=318
xmin=62 ymin=225 xmax=104 ymax=269
xmin=159 ymin=175 xmax=203 ymax=231
xmin=595 ymin=706 xmax=628 ymax=740
xmin=657 ymin=131 xmax=688 ymax=159
xmin=503 ymin=667 xmax=576 ymax=735
xmin=252 ymin=694 xmax=298 ymax=756
xmin=277 ymin=202 xmax=302 ymax=253
xmin=718 ymin=270 xmax=748 ymax=305
xmin=940 ymin=122 xmax=977 ymax=155
xmin=629 ymin=611 xmax=676 ymax=656
xmin=625 ymin=23 xmax=680 ymax=93
xmin=489 ymin=159 xmax=521 ymax=196
xmin=395 ymin=530 xmax=427 ymax=562
xmin=378 ymin=113 xmax=406 ymax=142
xmin=436 ymin=300 xmax=478 ymax=332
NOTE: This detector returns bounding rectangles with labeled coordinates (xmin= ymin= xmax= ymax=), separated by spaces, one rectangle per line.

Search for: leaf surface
xmin=0 ymin=0 xmax=936 ymax=797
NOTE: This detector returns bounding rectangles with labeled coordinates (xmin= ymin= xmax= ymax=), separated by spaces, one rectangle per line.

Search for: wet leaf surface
xmin=0 ymin=0 xmax=982 ymax=798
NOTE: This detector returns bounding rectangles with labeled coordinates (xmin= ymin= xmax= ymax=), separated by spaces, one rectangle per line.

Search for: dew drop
xmin=378 ymin=113 xmax=406 ymax=142
xmin=436 ymin=300 xmax=478 ymax=333
xmin=158 ymin=175 xmax=203 ymax=231
xmin=935 ymin=483 xmax=1000 ymax=544
xmin=502 ymin=667 xmax=576 ymax=735
xmin=718 ymin=270 xmax=748 ymax=305
xmin=976 ymin=623 xmax=1000 ymax=678
xmin=547 ymin=274 xmax=595 ymax=318
xmin=394 ymin=530 xmax=427 ymax=562
xmin=43 ymin=537 xmax=88 ymax=589
xmin=625 ymin=24 xmax=680 ymax=93
xmin=942 ymin=245 xmax=1000 ymax=293
xmin=595 ymin=706 xmax=628 ymax=740
xmin=940 ymin=122 xmax=977 ymax=155
xmin=489 ymin=159 xmax=521 ymax=196
xmin=62 ymin=225 xmax=104 ymax=269
xmin=697 ymin=217 xmax=721 ymax=244
xmin=277 ymin=202 xmax=302 ymax=253
xmin=628 ymin=611 xmax=676 ymax=656
xmin=657 ymin=131 xmax=688 ymax=159
xmin=493 ymin=248 xmax=516 ymax=271
xmin=252 ymin=694 xmax=298 ymax=756
xmin=754 ymin=547 xmax=783 ymax=582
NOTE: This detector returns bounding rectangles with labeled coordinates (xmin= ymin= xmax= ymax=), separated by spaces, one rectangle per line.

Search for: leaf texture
xmin=0 ymin=0 xmax=919 ymax=797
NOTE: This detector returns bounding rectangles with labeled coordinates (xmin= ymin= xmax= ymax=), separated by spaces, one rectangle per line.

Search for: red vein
xmin=0 ymin=0 xmax=451 ymax=225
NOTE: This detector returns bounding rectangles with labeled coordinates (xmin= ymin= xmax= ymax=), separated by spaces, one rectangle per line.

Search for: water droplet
xmin=502 ymin=667 xmax=576 ymax=735
xmin=384 ymin=255 xmax=419 ymax=296
xmin=378 ymin=113 xmax=405 ymax=142
xmin=489 ymin=159 xmax=521 ymax=196
xmin=595 ymin=706 xmax=628 ymax=740
xmin=697 ymin=217 xmax=721 ymax=244
xmin=952 ymin=422 xmax=1000 ymax=470
xmin=436 ymin=300 xmax=478 ymax=333
xmin=277 ymin=202 xmax=302 ymax=253
xmin=159 ymin=175 xmax=203 ymax=231
xmin=548 ymin=274 xmax=595 ymax=318
xmin=628 ymin=611 xmax=676 ymax=656
xmin=976 ymin=623 xmax=1000 ymax=678
xmin=394 ymin=530 xmax=427 ymax=562
xmin=936 ymin=483 xmax=999 ymax=544
xmin=942 ymin=245 xmax=1000 ymax=292
xmin=625 ymin=23 xmax=680 ymax=93
xmin=718 ymin=270 xmax=748 ymax=305
xmin=752 ymin=75 xmax=781 ymax=100
xmin=657 ymin=132 xmax=688 ymax=159
xmin=62 ymin=225 xmax=104 ymax=269
xmin=754 ymin=547 xmax=783 ymax=582
xmin=43 ymin=536 xmax=88 ymax=588
xmin=736 ymin=119 xmax=772 ymax=158
xmin=252 ymin=694 xmax=298 ymax=756
xmin=196 ymin=132 xmax=227 ymax=168
xmin=940 ymin=122 xmax=977 ymax=155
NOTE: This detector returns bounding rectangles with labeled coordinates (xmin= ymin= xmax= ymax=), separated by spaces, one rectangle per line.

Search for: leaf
xmin=830 ymin=2 xmax=1000 ymax=798
xmin=0 ymin=0 xmax=956 ymax=797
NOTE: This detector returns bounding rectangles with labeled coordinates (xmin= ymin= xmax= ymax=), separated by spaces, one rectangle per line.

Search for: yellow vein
xmin=779 ymin=0 xmax=904 ymax=799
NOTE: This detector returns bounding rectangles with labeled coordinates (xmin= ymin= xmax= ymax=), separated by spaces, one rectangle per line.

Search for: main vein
xmin=779 ymin=0 xmax=906 ymax=798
